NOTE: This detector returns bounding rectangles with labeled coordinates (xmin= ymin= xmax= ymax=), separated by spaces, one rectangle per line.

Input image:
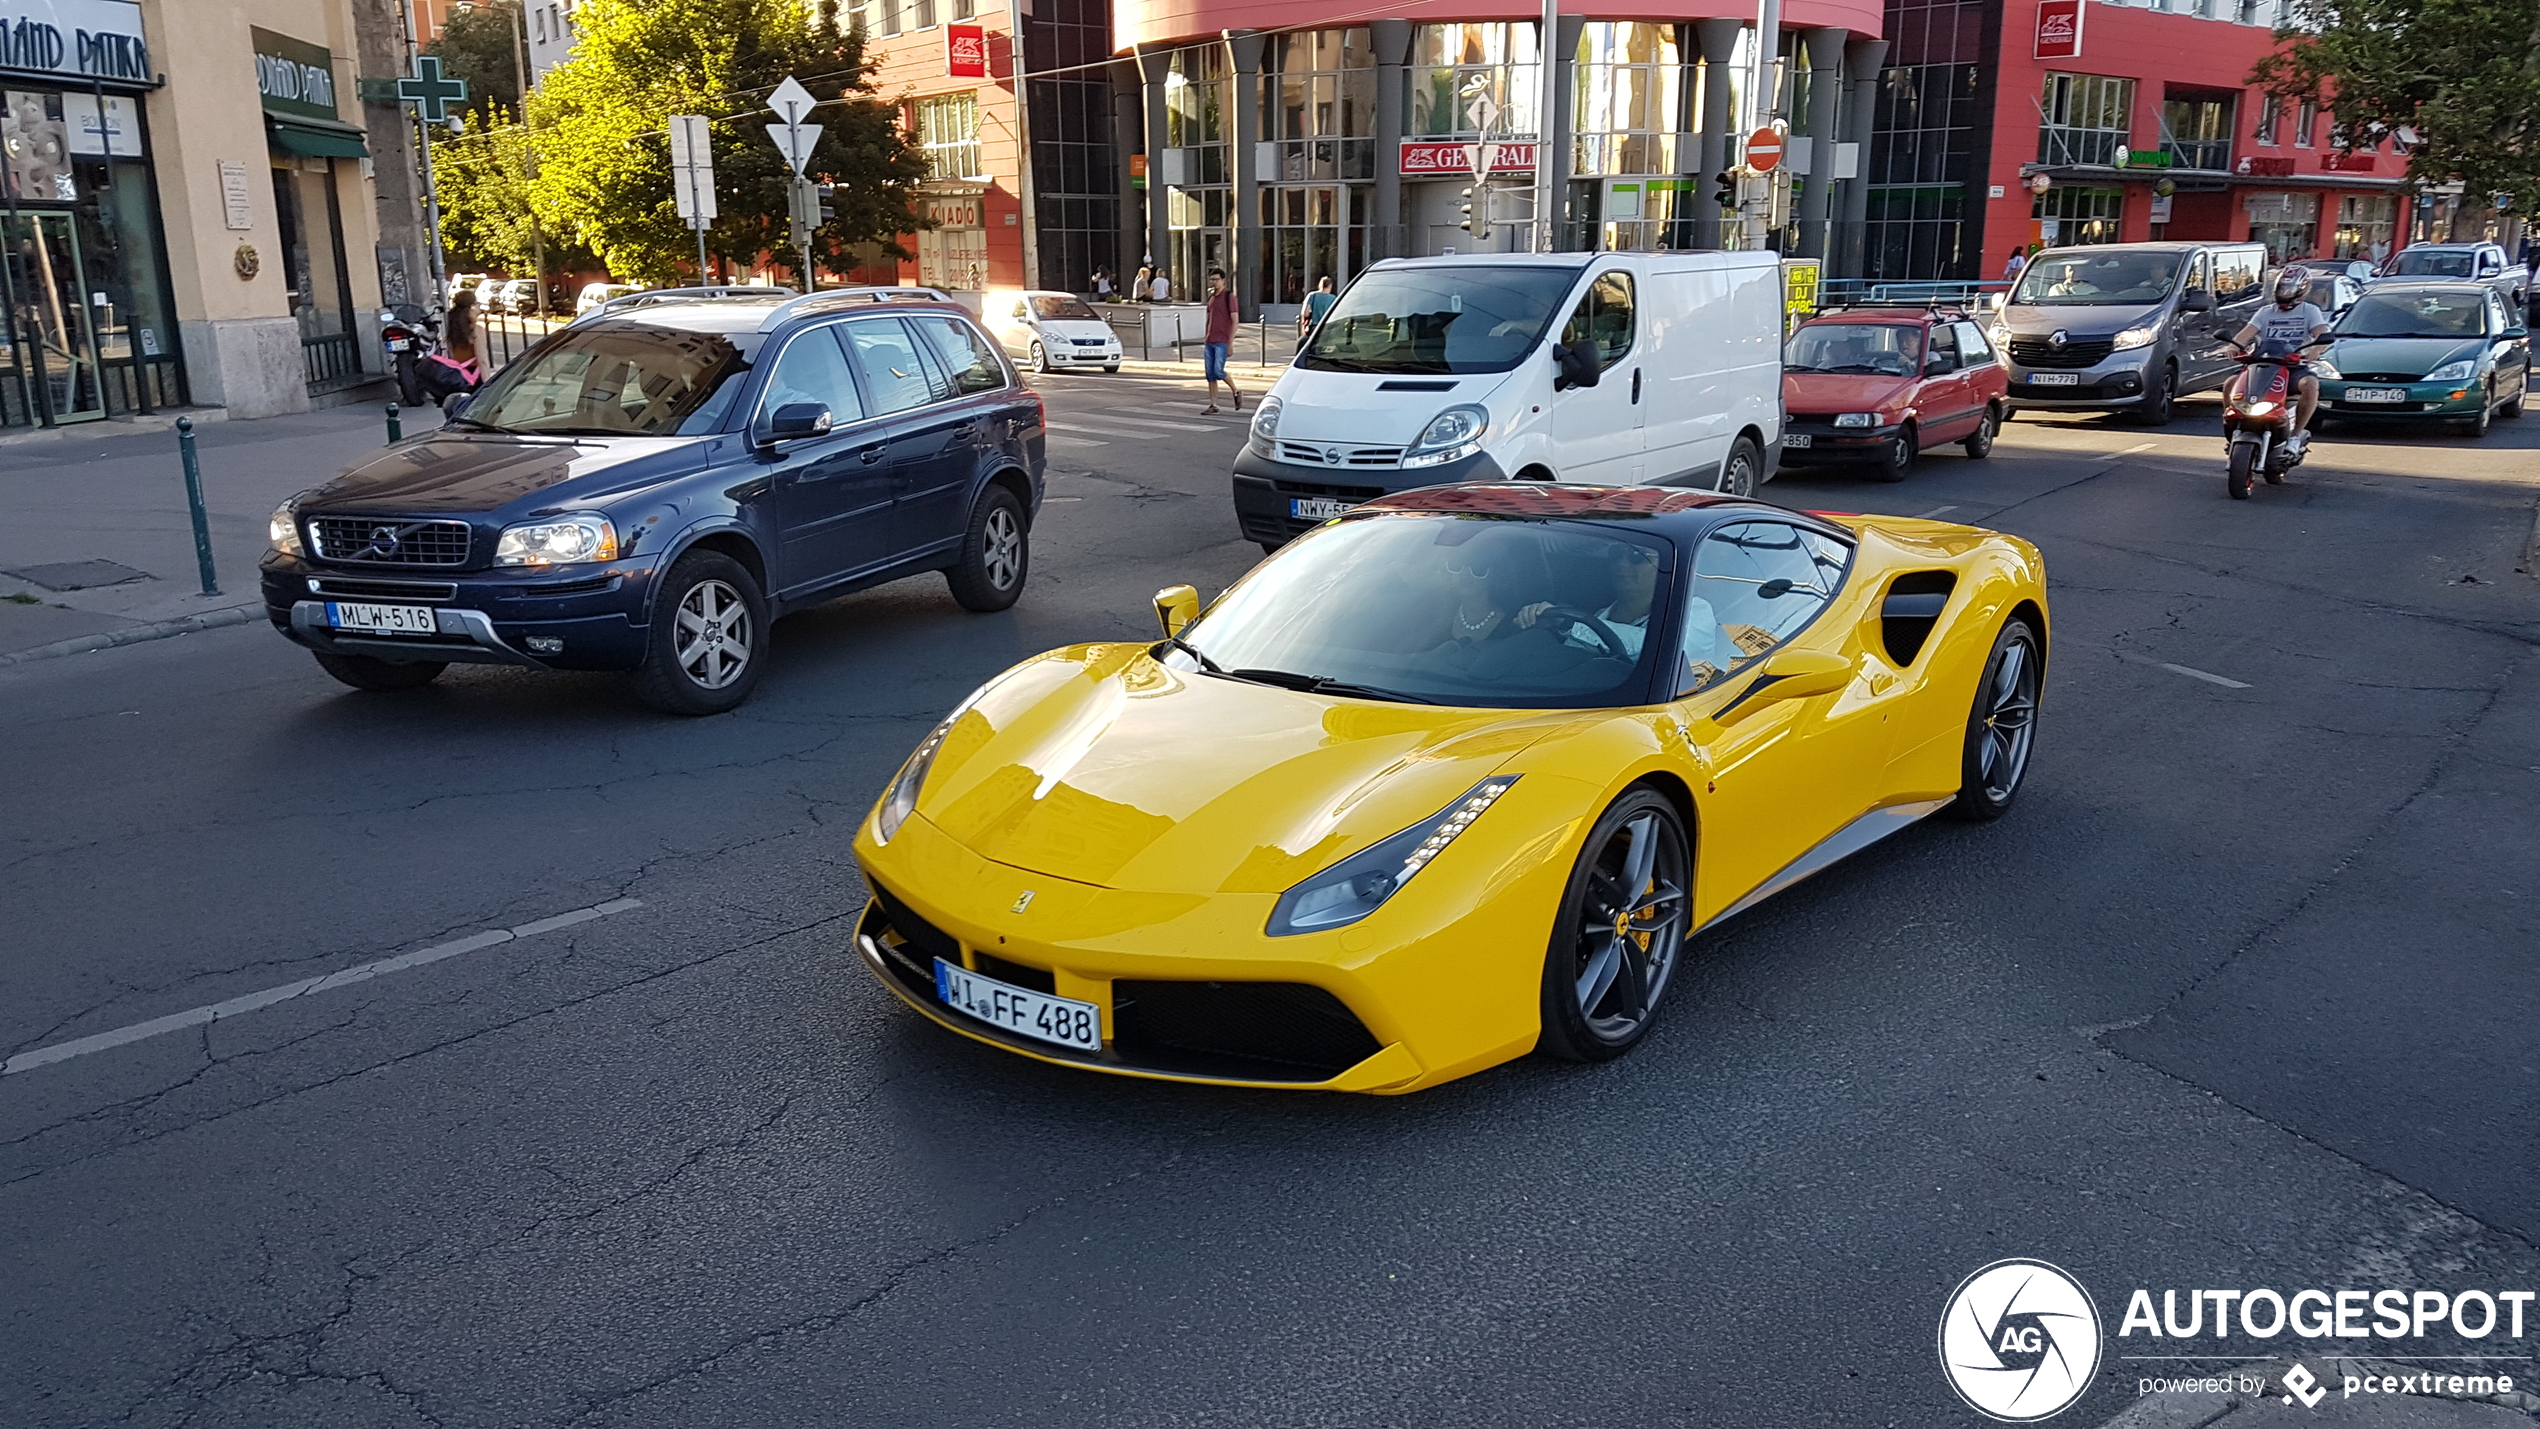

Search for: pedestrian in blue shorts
xmin=1202 ymin=267 xmax=1241 ymax=414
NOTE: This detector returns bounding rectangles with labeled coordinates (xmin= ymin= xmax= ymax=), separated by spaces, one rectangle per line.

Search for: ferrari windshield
xmin=1787 ymin=323 xmax=1921 ymax=375
xmin=2385 ymin=249 xmax=2476 ymax=278
xmin=2337 ymin=291 xmax=2488 ymax=338
xmin=1177 ymin=515 xmax=1668 ymax=708
xmin=2012 ymin=251 xmax=2184 ymax=306
xmin=1297 ymin=265 xmax=1580 ymax=374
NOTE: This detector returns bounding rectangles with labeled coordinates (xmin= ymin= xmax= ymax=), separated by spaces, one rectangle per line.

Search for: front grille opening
xmin=1880 ymin=571 xmax=1958 ymax=667
xmin=307 ymin=577 xmax=457 ymax=600
xmin=1112 ymin=980 xmax=1382 ymax=1082
xmin=2008 ymin=338 xmax=2115 ymax=370
xmin=972 ymin=951 xmax=1056 ymax=995
xmin=309 ymin=516 xmax=472 ymax=565
xmin=868 ymin=882 xmax=958 ymax=995
xmin=1272 ymin=479 xmax=1386 ymax=500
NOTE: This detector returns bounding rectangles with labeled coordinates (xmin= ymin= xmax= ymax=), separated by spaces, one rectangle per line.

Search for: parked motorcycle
xmin=2221 ymin=341 xmax=2326 ymax=500
xmin=377 ymin=302 xmax=482 ymax=412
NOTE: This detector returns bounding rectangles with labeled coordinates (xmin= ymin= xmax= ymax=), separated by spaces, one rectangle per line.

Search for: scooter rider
xmin=2231 ymin=265 xmax=2330 ymax=453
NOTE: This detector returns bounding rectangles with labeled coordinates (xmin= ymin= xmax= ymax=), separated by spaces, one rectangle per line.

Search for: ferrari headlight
xmin=494 ymin=513 xmax=618 ymax=566
xmin=1266 ymin=776 xmax=1519 ymax=936
xmin=875 ymin=687 xmax=989 ymax=844
xmin=2423 ymin=359 xmax=2476 ymax=383
xmin=2110 ymin=324 xmax=2158 ymax=352
xmin=268 ymin=500 xmax=304 ymax=556
xmin=1833 ymin=412 xmax=1876 ymax=428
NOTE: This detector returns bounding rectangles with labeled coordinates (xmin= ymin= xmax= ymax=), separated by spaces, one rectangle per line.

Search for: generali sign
xmin=946 ymin=22 xmax=985 ymax=78
xmin=1399 ymin=140 xmax=1538 ymax=176
xmin=2034 ymin=0 xmax=2084 ymax=59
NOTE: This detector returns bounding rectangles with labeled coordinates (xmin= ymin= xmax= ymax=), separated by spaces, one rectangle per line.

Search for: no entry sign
xmin=1744 ymin=128 xmax=1783 ymax=173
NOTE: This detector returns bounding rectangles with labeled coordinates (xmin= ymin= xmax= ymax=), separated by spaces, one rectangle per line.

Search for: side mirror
xmin=2181 ymin=288 xmax=2215 ymax=313
xmin=1710 ymin=648 xmax=1854 ymax=724
xmin=441 ymin=392 xmax=474 ymax=421
xmin=764 ymin=402 xmax=832 ymax=444
xmin=1987 ymin=292 xmax=2006 ymax=312
xmin=1153 ymin=583 xmax=1199 ymax=638
xmin=1925 ymin=352 xmax=1958 ymax=375
xmin=2506 ymin=326 xmax=2530 ymax=341
xmin=1553 ymin=339 xmax=1602 ymax=391
xmin=2346 ymin=261 xmax=2374 ymax=281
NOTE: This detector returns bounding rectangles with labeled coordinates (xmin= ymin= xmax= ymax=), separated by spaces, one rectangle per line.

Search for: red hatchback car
xmin=1780 ymin=307 xmax=2010 ymax=480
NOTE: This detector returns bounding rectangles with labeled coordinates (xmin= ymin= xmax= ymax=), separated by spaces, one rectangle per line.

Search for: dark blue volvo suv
xmin=262 ymin=290 xmax=1046 ymax=713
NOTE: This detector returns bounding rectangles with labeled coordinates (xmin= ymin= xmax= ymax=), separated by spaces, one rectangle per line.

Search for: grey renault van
xmin=1992 ymin=241 xmax=2270 ymax=424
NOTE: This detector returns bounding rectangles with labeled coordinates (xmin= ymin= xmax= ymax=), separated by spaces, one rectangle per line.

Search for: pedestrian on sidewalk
xmin=1298 ymin=274 xmax=1337 ymax=341
xmin=1201 ymin=268 xmax=1241 ymax=414
xmin=445 ymin=288 xmax=479 ymax=366
xmin=1150 ymin=269 xmax=1172 ymax=303
xmin=1131 ymin=262 xmax=1152 ymax=303
xmin=1093 ymin=267 xmax=1114 ymax=301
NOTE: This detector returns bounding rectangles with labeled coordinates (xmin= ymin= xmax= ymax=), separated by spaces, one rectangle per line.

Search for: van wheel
xmin=1029 ymin=340 xmax=1053 ymax=374
xmin=946 ymin=486 xmax=1029 ymax=612
xmin=1963 ymin=406 xmax=1999 ymax=459
xmin=635 ymin=551 xmax=766 ymax=715
xmin=1716 ymin=438 xmax=1761 ymax=497
xmin=2137 ymin=363 xmax=2176 ymax=426
xmin=1872 ymin=425 xmax=1917 ymax=482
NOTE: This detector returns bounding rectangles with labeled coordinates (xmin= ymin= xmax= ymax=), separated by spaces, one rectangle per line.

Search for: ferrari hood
xmin=914 ymin=645 xmax=1569 ymax=894
xmin=1784 ymin=372 xmax=1916 ymax=414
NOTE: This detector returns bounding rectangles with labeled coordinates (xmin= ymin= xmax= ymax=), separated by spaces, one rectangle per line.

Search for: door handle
xmin=859 ymin=443 xmax=886 ymax=464
xmin=1631 ymin=368 xmax=1642 ymax=404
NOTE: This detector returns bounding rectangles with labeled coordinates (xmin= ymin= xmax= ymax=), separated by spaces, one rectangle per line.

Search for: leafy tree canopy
xmin=525 ymin=0 xmax=929 ymax=283
xmin=2252 ymin=0 xmax=2540 ymax=219
xmin=425 ymin=0 xmax=525 ymax=120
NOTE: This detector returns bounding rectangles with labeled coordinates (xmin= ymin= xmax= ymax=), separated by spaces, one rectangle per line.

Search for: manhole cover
xmin=4 ymin=560 xmax=154 ymax=591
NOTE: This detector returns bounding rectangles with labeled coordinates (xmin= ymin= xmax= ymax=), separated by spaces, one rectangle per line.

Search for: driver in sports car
xmin=1514 ymin=542 xmax=1660 ymax=658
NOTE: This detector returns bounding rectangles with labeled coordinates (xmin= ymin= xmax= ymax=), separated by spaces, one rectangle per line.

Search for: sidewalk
xmin=0 ymin=399 xmax=440 ymax=663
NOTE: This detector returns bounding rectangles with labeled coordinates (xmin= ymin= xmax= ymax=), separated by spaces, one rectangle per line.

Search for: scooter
xmin=2220 ymin=340 xmax=2327 ymax=500
xmin=414 ymin=348 xmax=480 ymax=409
xmin=380 ymin=303 xmax=434 ymax=408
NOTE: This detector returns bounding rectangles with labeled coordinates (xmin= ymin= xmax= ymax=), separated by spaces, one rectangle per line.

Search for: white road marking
xmin=1914 ymin=505 xmax=1959 ymax=519
xmin=1045 ymin=421 xmax=1162 ymax=440
xmin=3 ymin=898 xmax=643 ymax=1076
xmin=1045 ymin=434 xmax=1107 ymax=449
xmin=1067 ymin=414 xmax=1225 ymax=433
xmin=2114 ymin=442 xmax=2158 ymax=456
xmin=2158 ymin=661 xmax=2251 ymax=689
xmin=1126 ymin=404 xmax=1242 ymax=421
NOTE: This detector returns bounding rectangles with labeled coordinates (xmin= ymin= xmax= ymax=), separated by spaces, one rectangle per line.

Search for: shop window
xmin=2033 ymin=185 xmax=2124 ymax=247
xmin=2161 ymin=95 xmax=2233 ymax=171
xmin=2332 ymin=194 xmax=2396 ymax=262
xmin=915 ymin=92 xmax=980 ymax=179
xmin=2245 ymin=191 xmax=2319 ymax=263
xmin=1406 ymin=23 xmax=1540 ymax=141
xmin=2037 ymin=73 xmax=2133 ymax=168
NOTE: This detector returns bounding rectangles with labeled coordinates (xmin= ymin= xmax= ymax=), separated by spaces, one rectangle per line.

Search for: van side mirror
xmin=1553 ymin=339 xmax=1602 ymax=391
xmin=1710 ymin=648 xmax=1854 ymax=724
xmin=2346 ymin=261 xmax=2374 ymax=281
xmin=2181 ymin=288 xmax=2215 ymax=313
xmin=1153 ymin=583 xmax=1199 ymax=638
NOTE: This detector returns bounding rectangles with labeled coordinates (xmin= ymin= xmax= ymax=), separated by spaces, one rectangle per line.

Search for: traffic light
xmin=1460 ymin=182 xmax=1493 ymax=238
xmin=1711 ymin=170 xmax=1738 ymax=208
xmin=815 ymin=182 xmax=838 ymax=224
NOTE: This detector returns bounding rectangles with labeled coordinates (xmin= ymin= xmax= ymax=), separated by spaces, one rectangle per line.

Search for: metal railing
xmin=303 ymin=332 xmax=364 ymax=390
xmin=467 ymin=308 xmax=566 ymax=375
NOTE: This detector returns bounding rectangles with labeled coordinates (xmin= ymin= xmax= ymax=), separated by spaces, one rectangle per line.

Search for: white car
xmin=986 ymin=289 xmax=1123 ymax=373
xmin=1233 ymin=251 xmax=1786 ymax=550
xmin=575 ymin=282 xmax=645 ymax=315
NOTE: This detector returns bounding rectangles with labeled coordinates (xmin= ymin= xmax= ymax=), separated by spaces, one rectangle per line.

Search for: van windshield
xmin=2012 ymin=251 xmax=2185 ymax=306
xmin=2385 ymin=250 xmax=2475 ymax=278
xmin=1297 ymin=265 xmax=1581 ymax=374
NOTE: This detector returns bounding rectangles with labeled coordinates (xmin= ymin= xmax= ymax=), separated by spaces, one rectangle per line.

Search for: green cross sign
xmin=396 ymin=56 xmax=468 ymax=123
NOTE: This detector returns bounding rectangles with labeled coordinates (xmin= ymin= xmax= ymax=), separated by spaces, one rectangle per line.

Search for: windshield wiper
xmin=442 ymin=415 xmax=510 ymax=433
xmin=1228 ymin=668 xmax=1436 ymax=704
xmin=1157 ymin=635 xmax=1224 ymax=673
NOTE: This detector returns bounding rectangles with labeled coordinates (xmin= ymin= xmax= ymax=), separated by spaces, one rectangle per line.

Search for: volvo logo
xmin=2047 ymin=330 xmax=2069 ymax=350
xmin=359 ymin=525 xmax=404 ymax=557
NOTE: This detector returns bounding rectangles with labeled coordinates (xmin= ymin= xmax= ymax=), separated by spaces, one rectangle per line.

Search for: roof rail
xmin=578 ymin=285 xmax=798 ymax=323
xmin=754 ymin=285 xmax=960 ymax=330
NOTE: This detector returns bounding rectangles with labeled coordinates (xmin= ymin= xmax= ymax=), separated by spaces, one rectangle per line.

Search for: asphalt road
xmin=3 ymin=369 xmax=2536 ymax=1428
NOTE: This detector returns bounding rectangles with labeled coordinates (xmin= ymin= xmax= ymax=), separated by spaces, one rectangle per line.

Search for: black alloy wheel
xmin=1538 ymin=789 xmax=1693 ymax=1062
xmin=313 ymin=652 xmax=446 ymax=692
xmin=946 ymin=485 xmax=1029 ymax=612
xmin=1946 ymin=619 xmax=2043 ymax=822
xmin=1715 ymin=436 xmax=1762 ymax=497
xmin=2138 ymin=363 xmax=2176 ymax=427
xmin=1963 ymin=406 xmax=1998 ymax=459
xmin=634 ymin=550 xmax=767 ymax=715
xmin=1872 ymin=424 xmax=1918 ymax=483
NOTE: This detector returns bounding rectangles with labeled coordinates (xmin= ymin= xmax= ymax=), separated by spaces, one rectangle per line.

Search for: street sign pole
xmin=395 ymin=56 xmax=470 ymax=296
xmin=1533 ymin=0 xmax=1558 ymax=252
xmin=764 ymin=76 xmax=823 ymax=290
xmin=669 ymin=114 xmax=718 ymax=281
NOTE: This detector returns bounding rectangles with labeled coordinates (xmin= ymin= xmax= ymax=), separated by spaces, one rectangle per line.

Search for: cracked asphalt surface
xmin=3 ymin=370 xmax=2535 ymax=1427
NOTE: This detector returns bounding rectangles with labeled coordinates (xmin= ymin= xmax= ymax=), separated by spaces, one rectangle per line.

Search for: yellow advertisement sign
xmin=1782 ymin=259 xmax=1822 ymax=333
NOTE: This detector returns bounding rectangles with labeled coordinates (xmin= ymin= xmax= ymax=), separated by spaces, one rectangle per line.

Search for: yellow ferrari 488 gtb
xmin=852 ymin=485 xmax=2046 ymax=1093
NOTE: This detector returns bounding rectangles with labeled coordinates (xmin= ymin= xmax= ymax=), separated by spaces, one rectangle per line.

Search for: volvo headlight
xmin=1266 ymin=776 xmax=1519 ymax=936
xmin=1249 ymin=394 xmax=1283 ymax=455
xmin=1401 ymin=404 xmax=1490 ymax=468
xmin=2423 ymin=359 xmax=2476 ymax=383
xmin=493 ymin=513 xmax=618 ymax=566
xmin=2110 ymin=324 xmax=2158 ymax=352
xmin=268 ymin=500 xmax=304 ymax=556
xmin=1833 ymin=412 xmax=1876 ymax=428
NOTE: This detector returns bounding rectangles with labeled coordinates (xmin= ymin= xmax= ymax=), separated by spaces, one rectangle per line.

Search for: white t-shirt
xmin=1559 ymin=605 xmax=1648 ymax=659
xmin=2249 ymin=301 xmax=2328 ymax=352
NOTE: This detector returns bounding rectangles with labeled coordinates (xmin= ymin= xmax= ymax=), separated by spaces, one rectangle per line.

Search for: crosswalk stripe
xmin=1046 ymin=434 xmax=1108 ymax=448
xmin=1045 ymin=421 xmax=1162 ymax=440
xmin=1071 ymin=414 xmax=1227 ymax=432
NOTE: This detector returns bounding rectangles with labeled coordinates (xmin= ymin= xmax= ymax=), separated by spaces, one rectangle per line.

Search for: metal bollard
xmin=175 ymin=417 xmax=218 ymax=596
xmin=386 ymin=402 xmax=402 ymax=443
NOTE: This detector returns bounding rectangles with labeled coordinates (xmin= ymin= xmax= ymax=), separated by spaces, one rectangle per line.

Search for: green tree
xmin=526 ymin=0 xmax=928 ymax=284
xmin=2251 ymin=0 xmax=2540 ymax=224
xmin=424 ymin=0 xmax=525 ymax=120
xmin=433 ymin=108 xmax=538 ymax=272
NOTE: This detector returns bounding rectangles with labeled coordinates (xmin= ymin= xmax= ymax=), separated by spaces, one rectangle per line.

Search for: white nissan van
xmin=1233 ymin=251 xmax=1784 ymax=549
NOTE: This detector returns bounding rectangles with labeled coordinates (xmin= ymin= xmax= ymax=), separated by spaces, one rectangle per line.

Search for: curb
xmin=2096 ymin=1356 xmax=2540 ymax=1428
xmin=0 ymin=602 xmax=263 ymax=669
xmin=0 ymin=406 xmax=230 ymax=451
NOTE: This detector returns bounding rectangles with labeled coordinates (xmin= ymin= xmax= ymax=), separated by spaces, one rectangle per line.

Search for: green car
xmin=2317 ymin=281 xmax=2531 ymax=437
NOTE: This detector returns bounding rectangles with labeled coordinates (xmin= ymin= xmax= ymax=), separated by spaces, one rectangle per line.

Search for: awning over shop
xmin=265 ymin=114 xmax=369 ymax=159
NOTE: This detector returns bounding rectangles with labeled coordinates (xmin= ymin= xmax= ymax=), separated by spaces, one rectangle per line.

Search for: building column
xmin=1228 ymin=29 xmax=1265 ymax=319
xmin=1837 ymin=38 xmax=1887 ymax=277
xmin=1372 ymin=19 xmax=1412 ymax=261
xmin=1549 ymin=13 xmax=1583 ymax=250
xmin=1692 ymin=19 xmax=1742 ymax=251
xmin=1795 ymin=27 xmax=1847 ymax=259
xmin=1110 ymin=60 xmax=1145 ymax=290
xmin=351 ymin=0 xmax=428 ymax=310
xmin=1133 ymin=43 xmax=1173 ymax=290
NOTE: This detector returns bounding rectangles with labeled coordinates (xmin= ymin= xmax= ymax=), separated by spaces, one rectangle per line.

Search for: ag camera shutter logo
xmin=1940 ymin=1259 xmax=2103 ymax=1421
